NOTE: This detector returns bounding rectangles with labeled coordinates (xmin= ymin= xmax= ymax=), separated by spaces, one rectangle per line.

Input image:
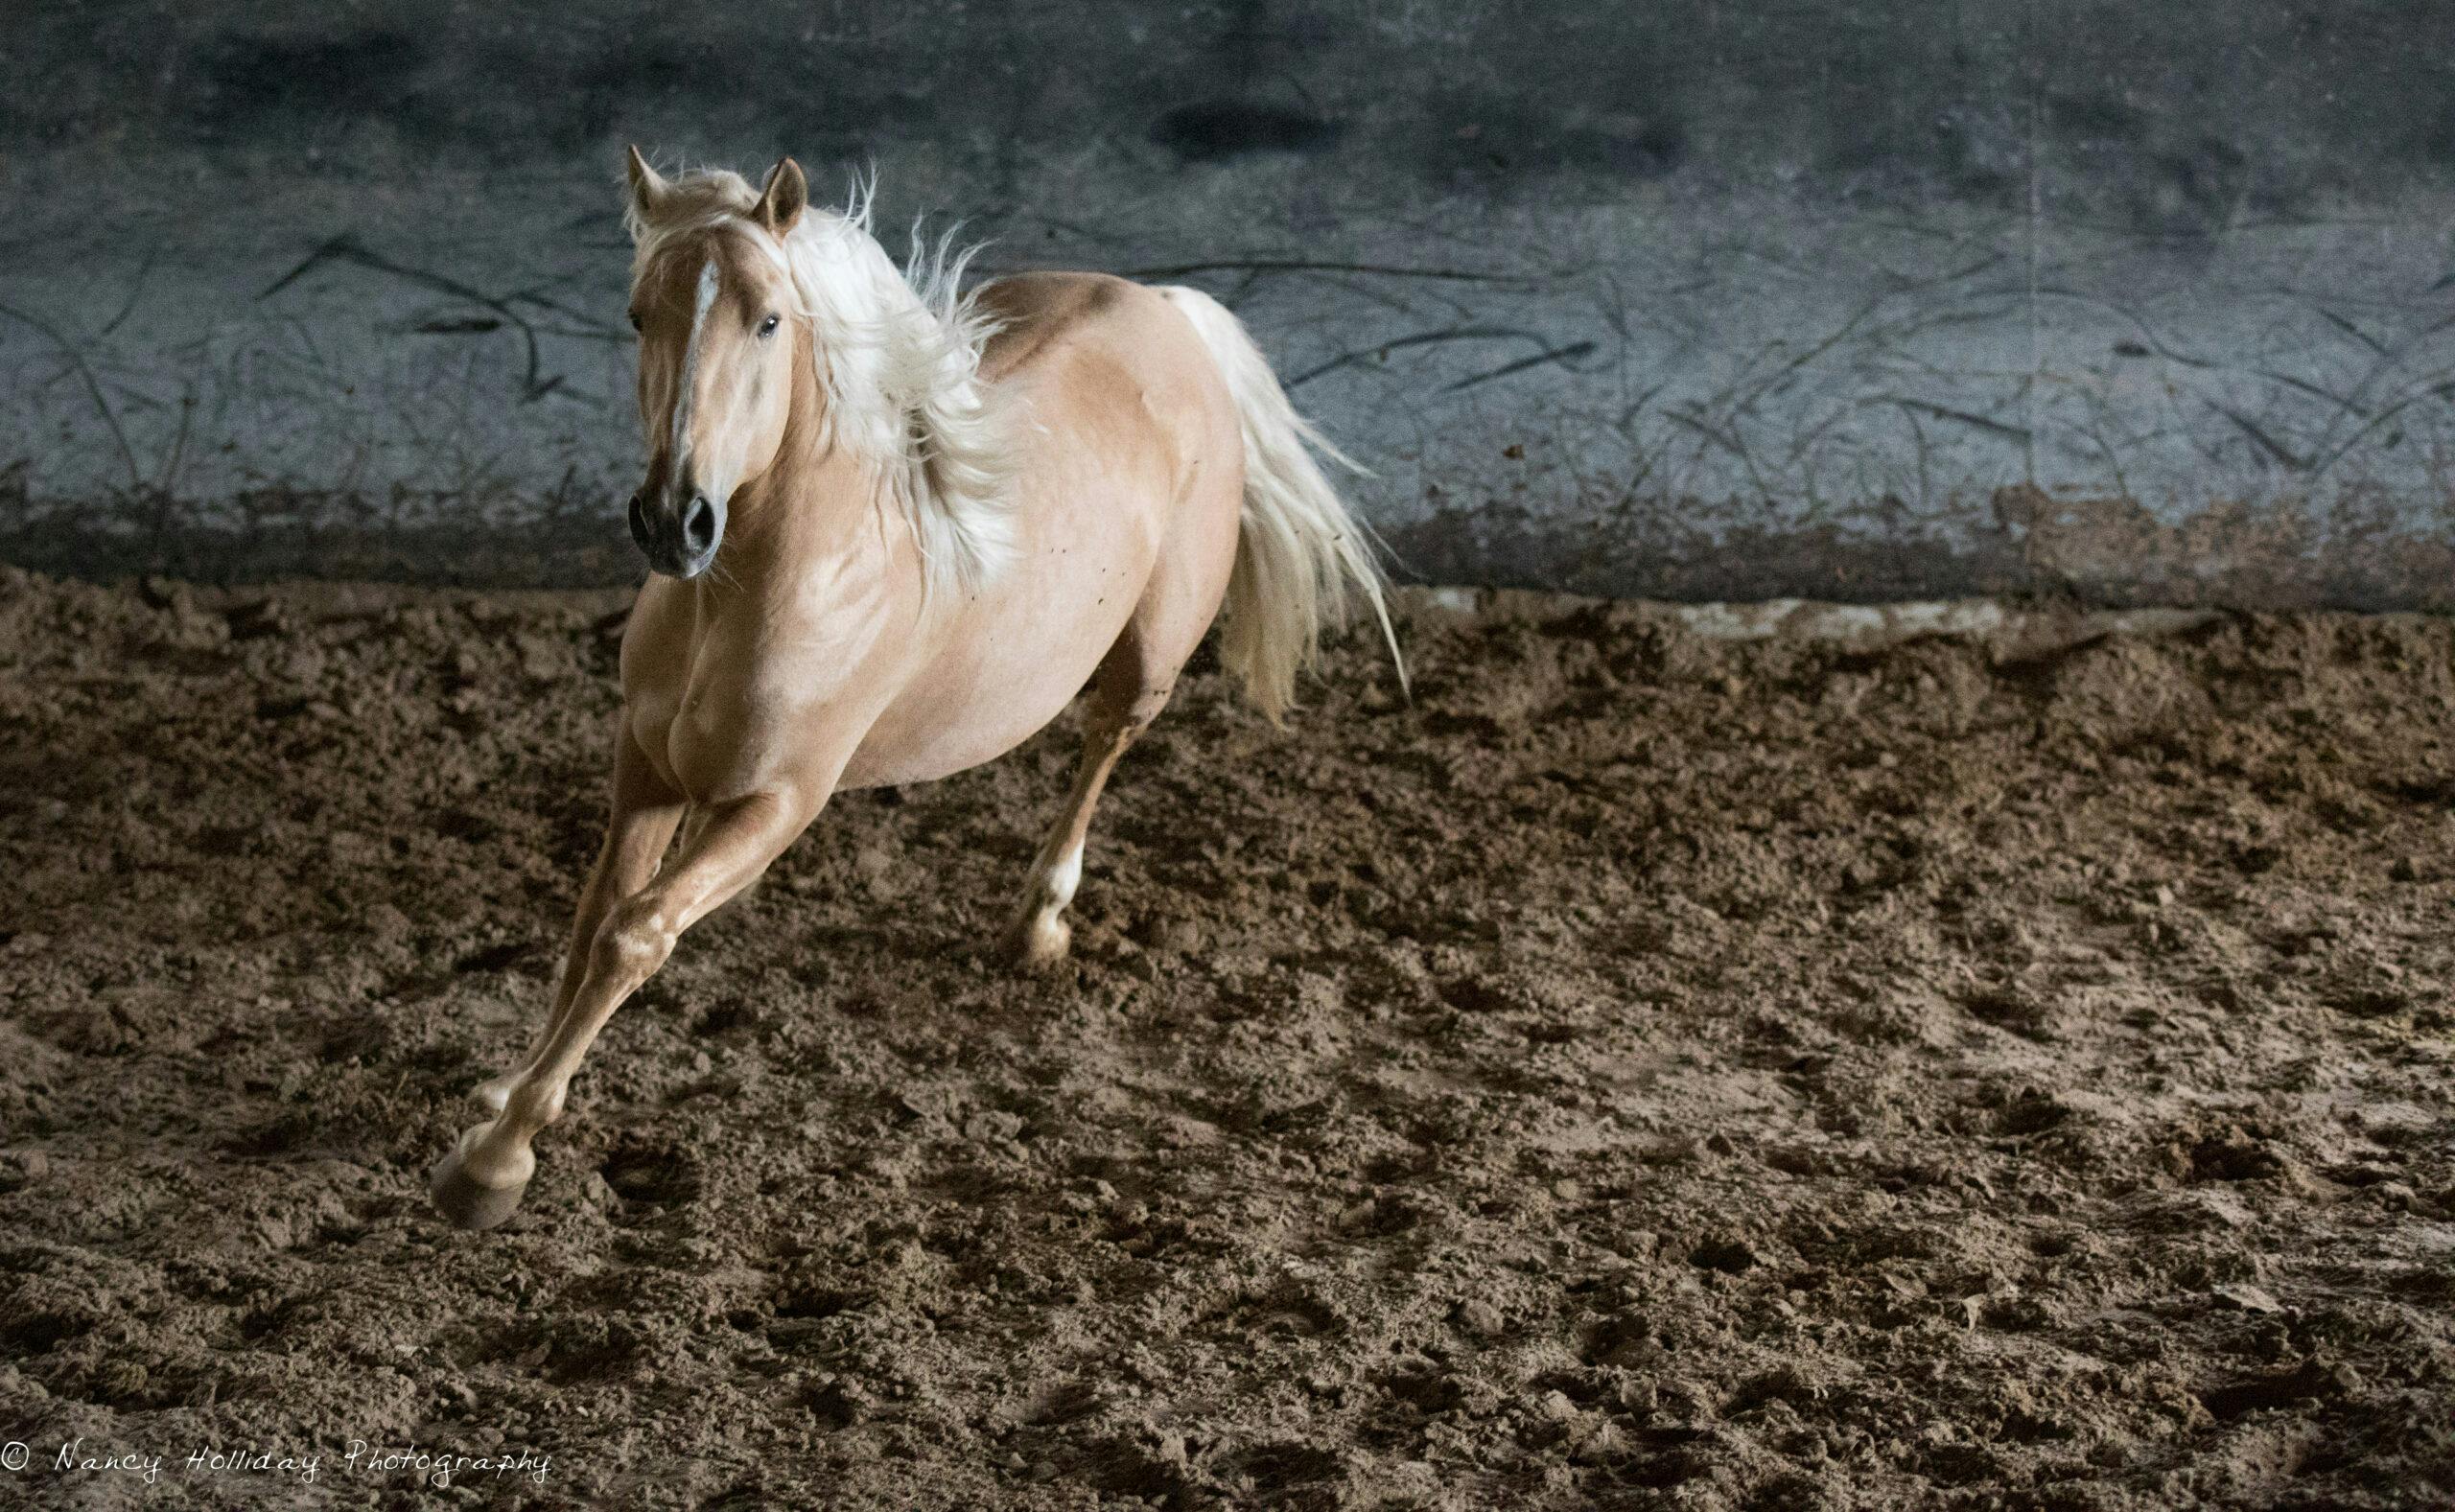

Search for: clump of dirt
xmin=1 ymin=565 xmax=2451 ymax=1509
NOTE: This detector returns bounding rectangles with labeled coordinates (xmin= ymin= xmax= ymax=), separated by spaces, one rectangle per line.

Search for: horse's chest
xmin=631 ymin=662 xmax=805 ymax=803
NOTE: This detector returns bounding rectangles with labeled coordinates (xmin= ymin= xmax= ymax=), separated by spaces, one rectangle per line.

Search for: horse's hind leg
xmin=1002 ymin=681 xmax=1154 ymax=969
xmin=1004 ymin=530 xmax=1231 ymax=968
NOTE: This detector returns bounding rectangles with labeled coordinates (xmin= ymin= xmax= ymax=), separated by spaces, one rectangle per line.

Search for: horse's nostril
xmin=627 ymin=492 xmax=650 ymax=546
xmin=684 ymin=498 xmax=716 ymax=551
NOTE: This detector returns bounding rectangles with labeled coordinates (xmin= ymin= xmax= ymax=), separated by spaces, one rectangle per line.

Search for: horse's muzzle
xmin=628 ymin=488 xmax=723 ymax=579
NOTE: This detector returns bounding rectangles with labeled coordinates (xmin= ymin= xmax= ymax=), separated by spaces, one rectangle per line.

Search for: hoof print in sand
xmin=597 ymin=1141 xmax=702 ymax=1214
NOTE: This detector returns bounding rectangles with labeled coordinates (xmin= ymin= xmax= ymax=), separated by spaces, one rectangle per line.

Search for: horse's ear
xmin=624 ymin=145 xmax=670 ymax=224
xmin=755 ymin=157 xmax=807 ymax=237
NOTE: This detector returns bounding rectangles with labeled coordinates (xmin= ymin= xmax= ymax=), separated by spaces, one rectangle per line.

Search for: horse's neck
xmin=718 ymin=455 xmax=864 ymax=577
xmin=702 ymin=377 xmax=907 ymax=611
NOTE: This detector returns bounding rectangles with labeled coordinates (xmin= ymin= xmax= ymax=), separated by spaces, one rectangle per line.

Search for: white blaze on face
xmin=669 ymin=257 xmax=722 ymax=465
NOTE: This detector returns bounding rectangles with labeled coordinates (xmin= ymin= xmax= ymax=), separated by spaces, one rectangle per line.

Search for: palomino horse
xmin=430 ymin=151 xmax=1403 ymax=1228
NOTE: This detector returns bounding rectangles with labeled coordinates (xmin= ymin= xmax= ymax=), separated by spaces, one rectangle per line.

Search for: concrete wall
xmin=6 ymin=1 xmax=2455 ymax=604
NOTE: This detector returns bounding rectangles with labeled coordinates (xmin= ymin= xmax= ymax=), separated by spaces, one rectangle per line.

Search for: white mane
xmin=626 ymin=168 xmax=1017 ymax=595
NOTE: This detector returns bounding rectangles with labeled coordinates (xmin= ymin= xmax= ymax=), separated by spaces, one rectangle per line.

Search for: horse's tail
xmin=1160 ymin=285 xmax=1407 ymax=723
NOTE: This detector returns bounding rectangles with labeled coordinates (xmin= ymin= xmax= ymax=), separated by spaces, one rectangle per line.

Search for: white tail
xmin=1162 ymin=286 xmax=1407 ymax=722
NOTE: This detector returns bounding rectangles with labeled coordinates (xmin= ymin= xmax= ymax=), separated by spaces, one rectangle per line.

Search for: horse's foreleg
xmin=431 ymin=786 xmax=813 ymax=1229
xmin=473 ymin=722 xmax=684 ymax=1112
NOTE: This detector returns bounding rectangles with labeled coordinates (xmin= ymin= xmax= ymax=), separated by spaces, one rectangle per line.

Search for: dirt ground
xmin=1 ymin=565 xmax=2451 ymax=1510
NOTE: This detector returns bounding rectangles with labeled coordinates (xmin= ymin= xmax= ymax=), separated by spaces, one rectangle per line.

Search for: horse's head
xmin=620 ymin=149 xmax=808 ymax=579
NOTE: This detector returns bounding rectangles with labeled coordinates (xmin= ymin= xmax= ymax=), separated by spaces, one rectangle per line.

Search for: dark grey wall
xmin=6 ymin=2 xmax=2455 ymax=604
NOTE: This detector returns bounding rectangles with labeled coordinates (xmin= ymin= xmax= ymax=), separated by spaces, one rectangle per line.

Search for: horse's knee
xmin=591 ymin=896 xmax=676 ymax=984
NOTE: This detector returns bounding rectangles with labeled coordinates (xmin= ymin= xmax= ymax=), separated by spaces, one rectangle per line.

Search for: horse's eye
xmin=627 ymin=311 xmax=642 ymax=332
xmin=758 ymin=314 xmax=781 ymax=338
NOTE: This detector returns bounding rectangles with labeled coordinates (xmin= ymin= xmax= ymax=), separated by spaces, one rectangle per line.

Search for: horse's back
xmin=978 ymin=271 xmax=1189 ymax=375
xmin=977 ymin=272 xmax=1236 ymax=443
xmin=840 ymin=271 xmax=1246 ymax=786
xmin=977 ymin=265 xmax=1245 ymax=568
xmin=971 ymin=268 xmax=1244 ymax=564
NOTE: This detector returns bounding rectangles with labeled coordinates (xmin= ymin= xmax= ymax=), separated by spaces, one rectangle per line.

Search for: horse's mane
xmin=625 ymin=167 xmax=1017 ymax=596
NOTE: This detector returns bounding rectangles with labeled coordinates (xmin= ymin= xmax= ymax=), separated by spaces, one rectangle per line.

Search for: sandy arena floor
xmin=0 ymin=567 xmax=2450 ymax=1509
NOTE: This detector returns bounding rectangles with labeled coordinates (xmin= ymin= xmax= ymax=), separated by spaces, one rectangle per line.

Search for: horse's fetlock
xmin=503 ymin=1080 xmax=566 ymax=1130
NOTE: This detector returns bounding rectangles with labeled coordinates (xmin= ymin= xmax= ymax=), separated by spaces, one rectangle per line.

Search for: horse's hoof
xmin=1003 ymin=912 xmax=1072 ymax=972
xmin=429 ymin=1147 xmax=530 ymax=1231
